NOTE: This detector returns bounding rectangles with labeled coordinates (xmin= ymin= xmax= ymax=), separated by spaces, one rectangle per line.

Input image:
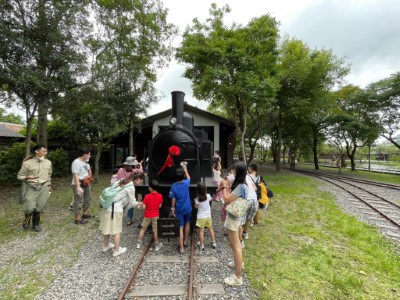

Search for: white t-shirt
xmin=71 ymin=158 xmax=90 ymax=184
xmin=195 ymin=194 xmax=212 ymax=220
xmin=246 ymin=175 xmax=257 ymax=200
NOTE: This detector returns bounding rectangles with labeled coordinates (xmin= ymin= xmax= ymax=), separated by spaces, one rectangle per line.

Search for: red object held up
xmin=157 ymin=145 xmax=181 ymax=176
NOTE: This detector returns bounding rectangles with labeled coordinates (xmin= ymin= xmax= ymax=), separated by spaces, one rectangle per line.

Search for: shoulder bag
xmin=226 ymin=184 xmax=250 ymax=218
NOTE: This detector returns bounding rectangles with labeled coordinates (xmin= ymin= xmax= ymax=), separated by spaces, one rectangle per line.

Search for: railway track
xmin=118 ymin=231 xmax=226 ymax=299
xmin=294 ymin=169 xmax=400 ymax=244
xmin=300 ymin=170 xmax=400 ymax=191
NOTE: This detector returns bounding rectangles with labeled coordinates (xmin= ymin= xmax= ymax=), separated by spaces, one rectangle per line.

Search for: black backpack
xmin=251 ymin=175 xmax=264 ymax=199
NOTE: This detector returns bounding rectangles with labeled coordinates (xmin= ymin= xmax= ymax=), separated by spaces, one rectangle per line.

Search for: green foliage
xmin=46 ymin=148 xmax=69 ymax=178
xmin=0 ymin=142 xmax=29 ymax=182
xmin=0 ymin=108 xmax=24 ymax=124
xmin=0 ymin=142 xmax=68 ymax=182
xmin=176 ymin=4 xmax=280 ymax=161
xmin=365 ymin=72 xmax=400 ymax=149
xmin=0 ymin=0 xmax=92 ymax=147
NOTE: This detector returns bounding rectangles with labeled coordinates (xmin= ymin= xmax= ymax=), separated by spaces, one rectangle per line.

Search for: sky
xmin=151 ymin=0 xmax=400 ymax=114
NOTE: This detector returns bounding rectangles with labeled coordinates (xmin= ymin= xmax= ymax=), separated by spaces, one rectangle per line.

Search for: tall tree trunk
xmin=270 ymin=136 xmax=277 ymax=163
xmin=24 ymin=116 xmax=35 ymax=157
xmin=128 ymin=123 xmax=134 ymax=156
xmin=340 ymin=153 xmax=346 ymax=168
xmin=94 ymin=141 xmax=103 ymax=181
xmin=240 ymin=130 xmax=246 ymax=164
xmin=247 ymin=139 xmax=257 ymax=165
xmin=276 ymin=113 xmax=282 ymax=172
xmin=313 ymin=134 xmax=319 ymax=170
xmin=282 ymin=145 xmax=286 ymax=166
xmin=37 ymin=100 xmax=48 ymax=146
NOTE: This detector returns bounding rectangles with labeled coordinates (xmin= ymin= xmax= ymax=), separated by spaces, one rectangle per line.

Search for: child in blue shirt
xmin=169 ymin=162 xmax=191 ymax=254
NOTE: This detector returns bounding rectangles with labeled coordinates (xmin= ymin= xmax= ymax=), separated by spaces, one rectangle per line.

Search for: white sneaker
xmin=224 ymin=274 xmax=243 ymax=286
xmin=212 ymin=242 xmax=217 ymax=249
xmin=228 ymin=261 xmax=245 ymax=269
xmin=243 ymin=232 xmax=249 ymax=240
xmin=102 ymin=242 xmax=114 ymax=252
xmin=241 ymin=240 xmax=245 ymax=248
xmin=155 ymin=243 xmax=163 ymax=251
xmin=136 ymin=240 xmax=142 ymax=249
xmin=113 ymin=246 xmax=126 ymax=257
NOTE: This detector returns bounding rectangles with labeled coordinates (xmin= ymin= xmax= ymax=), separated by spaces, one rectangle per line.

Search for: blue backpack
xmin=99 ymin=181 xmax=130 ymax=209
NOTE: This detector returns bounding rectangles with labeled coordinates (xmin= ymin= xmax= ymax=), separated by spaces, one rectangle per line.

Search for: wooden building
xmin=0 ymin=122 xmax=25 ymax=150
xmin=107 ymin=103 xmax=236 ymax=169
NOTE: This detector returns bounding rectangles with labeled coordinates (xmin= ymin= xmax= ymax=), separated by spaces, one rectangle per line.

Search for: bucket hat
xmin=123 ymin=156 xmax=138 ymax=166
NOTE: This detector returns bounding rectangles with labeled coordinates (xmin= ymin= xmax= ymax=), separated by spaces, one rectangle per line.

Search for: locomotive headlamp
xmin=170 ymin=117 xmax=177 ymax=126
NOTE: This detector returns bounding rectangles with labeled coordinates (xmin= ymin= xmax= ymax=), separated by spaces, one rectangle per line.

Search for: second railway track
xmin=295 ymin=169 xmax=400 ymax=245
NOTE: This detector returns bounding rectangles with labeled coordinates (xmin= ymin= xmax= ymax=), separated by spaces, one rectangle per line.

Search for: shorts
xmin=241 ymin=198 xmax=258 ymax=225
xmin=224 ymin=214 xmax=241 ymax=232
xmin=196 ymin=217 xmax=212 ymax=228
xmin=177 ymin=211 xmax=191 ymax=227
xmin=99 ymin=210 xmax=123 ymax=235
xmin=141 ymin=217 xmax=158 ymax=231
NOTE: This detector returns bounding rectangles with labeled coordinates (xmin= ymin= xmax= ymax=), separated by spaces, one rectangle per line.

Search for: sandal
xmin=126 ymin=220 xmax=134 ymax=226
xmin=177 ymin=246 xmax=184 ymax=254
xmin=82 ymin=214 xmax=94 ymax=219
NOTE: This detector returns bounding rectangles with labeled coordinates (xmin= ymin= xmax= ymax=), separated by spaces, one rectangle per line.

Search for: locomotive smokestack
xmin=171 ymin=91 xmax=185 ymax=125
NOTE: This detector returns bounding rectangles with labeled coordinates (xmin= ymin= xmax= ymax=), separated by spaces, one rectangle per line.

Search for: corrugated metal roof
xmin=0 ymin=122 xmax=25 ymax=133
xmin=0 ymin=124 xmax=25 ymax=138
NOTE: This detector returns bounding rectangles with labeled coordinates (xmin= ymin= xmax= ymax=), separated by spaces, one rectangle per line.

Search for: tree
xmin=273 ymin=38 xmax=348 ymax=171
xmin=176 ymin=4 xmax=280 ymax=163
xmin=328 ymin=85 xmax=380 ymax=171
xmin=0 ymin=0 xmax=91 ymax=156
xmin=366 ymin=72 xmax=400 ymax=149
xmin=92 ymin=0 xmax=176 ymax=155
xmin=58 ymin=86 xmax=125 ymax=179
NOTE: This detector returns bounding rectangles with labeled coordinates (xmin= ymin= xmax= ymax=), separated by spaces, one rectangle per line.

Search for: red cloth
xmin=143 ymin=192 xmax=163 ymax=218
xmin=157 ymin=145 xmax=181 ymax=175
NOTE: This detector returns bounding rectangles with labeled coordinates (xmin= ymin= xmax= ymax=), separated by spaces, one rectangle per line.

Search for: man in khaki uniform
xmin=17 ymin=144 xmax=52 ymax=232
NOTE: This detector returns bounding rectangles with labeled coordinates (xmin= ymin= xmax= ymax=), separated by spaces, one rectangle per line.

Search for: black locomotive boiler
xmin=137 ymin=91 xmax=217 ymax=235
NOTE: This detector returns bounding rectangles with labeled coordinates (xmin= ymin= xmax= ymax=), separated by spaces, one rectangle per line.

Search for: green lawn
xmin=245 ymin=167 xmax=400 ymax=299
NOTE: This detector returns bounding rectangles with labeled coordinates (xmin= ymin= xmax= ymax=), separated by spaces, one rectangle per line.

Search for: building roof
xmin=0 ymin=122 xmax=25 ymax=133
xmin=140 ymin=102 xmax=235 ymax=128
xmin=0 ymin=123 xmax=25 ymax=138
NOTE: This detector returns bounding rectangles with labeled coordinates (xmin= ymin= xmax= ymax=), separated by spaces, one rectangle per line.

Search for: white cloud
xmin=150 ymin=0 xmax=400 ymax=113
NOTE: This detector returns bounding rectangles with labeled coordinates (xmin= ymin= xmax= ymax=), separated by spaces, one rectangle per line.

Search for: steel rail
xmin=117 ymin=238 xmax=154 ymax=300
xmin=294 ymin=168 xmax=400 ymax=190
xmin=188 ymin=232 xmax=196 ymax=300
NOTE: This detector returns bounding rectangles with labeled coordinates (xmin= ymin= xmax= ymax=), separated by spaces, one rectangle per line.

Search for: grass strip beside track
xmin=246 ymin=166 xmax=400 ymax=299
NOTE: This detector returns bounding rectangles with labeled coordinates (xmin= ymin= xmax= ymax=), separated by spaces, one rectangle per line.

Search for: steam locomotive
xmin=137 ymin=91 xmax=217 ymax=235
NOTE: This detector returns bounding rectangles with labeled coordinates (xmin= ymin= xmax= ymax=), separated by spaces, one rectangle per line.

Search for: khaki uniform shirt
xmin=17 ymin=157 xmax=52 ymax=186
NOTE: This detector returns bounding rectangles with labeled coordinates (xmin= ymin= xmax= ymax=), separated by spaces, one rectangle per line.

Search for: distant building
xmin=0 ymin=122 xmax=25 ymax=150
xmin=106 ymin=103 xmax=236 ymax=169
